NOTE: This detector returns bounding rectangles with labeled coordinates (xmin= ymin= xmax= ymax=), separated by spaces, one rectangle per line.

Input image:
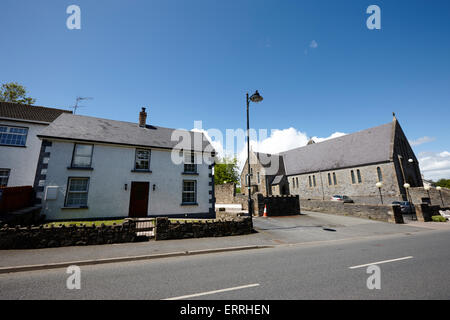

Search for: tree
xmin=436 ymin=179 xmax=450 ymax=189
xmin=214 ymin=156 xmax=239 ymax=185
xmin=0 ymin=82 xmax=36 ymax=105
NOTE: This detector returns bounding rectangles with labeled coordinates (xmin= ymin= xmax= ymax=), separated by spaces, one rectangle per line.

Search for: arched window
xmin=333 ymin=172 xmax=337 ymax=185
xmin=308 ymin=176 xmax=312 ymax=188
xmin=313 ymin=175 xmax=317 ymax=187
xmin=357 ymin=169 xmax=362 ymax=183
xmin=377 ymin=167 xmax=383 ymax=182
xmin=328 ymin=173 xmax=332 ymax=185
xmin=296 ymin=177 xmax=299 ymax=188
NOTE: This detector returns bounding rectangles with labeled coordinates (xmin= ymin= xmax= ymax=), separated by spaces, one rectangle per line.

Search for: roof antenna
xmin=72 ymin=97 xmax=93 ymax=114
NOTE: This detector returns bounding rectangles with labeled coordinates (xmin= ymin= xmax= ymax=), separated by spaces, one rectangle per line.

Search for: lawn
xmin=44 ymin=219 xmax=125 ymax=227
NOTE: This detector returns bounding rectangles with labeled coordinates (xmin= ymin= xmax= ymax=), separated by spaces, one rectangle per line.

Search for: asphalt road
xmin=1 ymin=228 xmax=449 ymax=300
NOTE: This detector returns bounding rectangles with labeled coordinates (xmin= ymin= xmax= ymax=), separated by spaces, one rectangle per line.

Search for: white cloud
xmin=418 ymin=151 xmax=450 ymax=181
xmin=309 ymin=40 xmax=318 ymax=49
xmin=409 ymin=136 xmax=436 ymax=147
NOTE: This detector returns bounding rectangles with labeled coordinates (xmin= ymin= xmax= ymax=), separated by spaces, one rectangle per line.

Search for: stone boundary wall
xmin=257 ymin=194 xmax=300 ymax=216
xmin=0 ymin=220 xmax=137 ymax=250
xmin=409 ymin=187 xmax=450 ymax=207
xmin=300 ymin=200 xmax=403 ymax=223
xmin=155 ymin=217 xmax=253 ymax=240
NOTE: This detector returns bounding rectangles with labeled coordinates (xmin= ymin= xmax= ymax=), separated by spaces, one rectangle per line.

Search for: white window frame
xmin=71 ymin=144 xmax=94 ymax=168
xmin=65 ymin=177 xmax=90 ymax=207
xmin=0 ymin=125 xmax=28 ymax=147
xmin=0 ymin=169 xmax=10 ymax=187
xmin=182 ymin=180 xmax=197 ymax=204
xmin=183 ymin=151 xmax=197 ymax=173
xmin=135 ymin=149 xmax=151 ymax=171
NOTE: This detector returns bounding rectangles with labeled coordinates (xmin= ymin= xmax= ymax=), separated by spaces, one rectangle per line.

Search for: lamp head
xmin=403 ymin=183 xmax=411 ymax=189
xmin=424 ymin=185 xmax=431 ymax=191
xmin=436 ymin=186 xmax=442 ymax=191
xmin=376 ymin=182 xmax=383 ymax=188
xmin=249 ymin=90 xmax=263 ymax=103
xmin=408 ymin=158 xmax=414 ymax=163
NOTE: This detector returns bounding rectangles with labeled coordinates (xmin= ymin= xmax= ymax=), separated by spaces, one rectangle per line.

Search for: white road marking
xmin=349 ymin=256 xmax=414 ymax=269
xmin=162 ymin=283 xmax=260 ymax=300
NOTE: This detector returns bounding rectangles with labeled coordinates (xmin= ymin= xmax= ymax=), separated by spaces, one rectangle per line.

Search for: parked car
xmin=392 ymin=201 xmax=415 ymax=214
xmin=330 ymin=195 xmax=354 ymax=203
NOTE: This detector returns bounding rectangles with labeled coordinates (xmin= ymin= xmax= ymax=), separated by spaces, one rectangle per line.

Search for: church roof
xmin=280 ymin=122 xmax=394 ymax=176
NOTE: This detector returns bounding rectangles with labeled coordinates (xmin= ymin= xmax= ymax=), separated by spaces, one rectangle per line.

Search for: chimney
xmin=139 ymin=107 xmax=147 ymax=127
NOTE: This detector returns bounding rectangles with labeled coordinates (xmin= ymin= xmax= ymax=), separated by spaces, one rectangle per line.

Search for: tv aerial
xmin=72 ymin=96 xmax=93 ymax=114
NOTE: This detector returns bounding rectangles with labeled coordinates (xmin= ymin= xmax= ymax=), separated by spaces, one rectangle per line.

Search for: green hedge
xmin=432 ymin=216 xmax=447 ymax=222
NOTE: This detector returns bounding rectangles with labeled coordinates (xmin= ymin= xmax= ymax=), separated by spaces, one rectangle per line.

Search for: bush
xmin=432 ymin=215 xmax=447 ymax=222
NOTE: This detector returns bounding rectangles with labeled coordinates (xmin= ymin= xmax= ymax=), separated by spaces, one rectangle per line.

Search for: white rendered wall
xmin=42 ymin=141 xmax=213 ymax=220
xmin=0 ymin=120 xmax=46 ymax=187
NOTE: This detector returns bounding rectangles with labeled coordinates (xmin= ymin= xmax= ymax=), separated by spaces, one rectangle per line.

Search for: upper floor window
xmin=183 ymin=151 xmax=197 ymax=173
xmin=357 ymin=169 xmax=362 ymax=183
xmin=135 ymin=149 xmax=151 ymax=171
xmin=377 ymin=167 xmax=383 ymax=182
xmin=0 ymin=126 xmax=28 ymax=146
xmin=71 ymin=144 xmax=93 ymax=168
xmin=0 ymin=169 xmax=10 ymax=187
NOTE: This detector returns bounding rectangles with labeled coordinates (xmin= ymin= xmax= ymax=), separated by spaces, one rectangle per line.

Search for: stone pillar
xmin=415 ymin=203 xmax=432 ymax=222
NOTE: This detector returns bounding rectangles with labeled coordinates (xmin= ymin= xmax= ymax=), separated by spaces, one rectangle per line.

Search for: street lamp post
xmin=376 ymin=182 xmax=384 ymax=204
xmin=404 ymin=183 xmax=416 ymax=220
xmin=246 ymin=90 xmax=263 ymax=218
xmin=436 ymin=186 xmax=445 ymax=207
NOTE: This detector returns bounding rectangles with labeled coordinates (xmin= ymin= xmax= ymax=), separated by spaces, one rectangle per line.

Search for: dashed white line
xmin=349 ymin=256 xmax=414 ymax=269
xmin=162 ymin=283 xmax=260 ymax=300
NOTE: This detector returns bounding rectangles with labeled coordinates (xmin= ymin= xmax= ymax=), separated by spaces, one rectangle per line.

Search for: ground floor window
xmin=182 ymin=180 xmax=197 ymax=204
xmin=65 ymin=177 xmax=90 ymax=207
xmin=0 ymin=169 xmax=10 ymax=187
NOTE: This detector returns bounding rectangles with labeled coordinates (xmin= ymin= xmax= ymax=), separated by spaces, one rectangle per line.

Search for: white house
xmin=0 ymin=102 xmax=71 ymax=187
xmin=36 ymin=108 xmax=216 ymax=221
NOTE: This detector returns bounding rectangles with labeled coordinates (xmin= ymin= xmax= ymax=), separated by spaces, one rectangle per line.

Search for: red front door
xmin=128 ymin=182 xmax=149 ymax=218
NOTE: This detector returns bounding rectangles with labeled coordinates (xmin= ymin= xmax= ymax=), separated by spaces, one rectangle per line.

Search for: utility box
xmin=45 ymin=186 xmax=58 ymax=200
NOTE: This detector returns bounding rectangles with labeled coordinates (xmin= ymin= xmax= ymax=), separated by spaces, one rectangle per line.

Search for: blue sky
xmin=1 ymin=0 xmax=450 ymax=179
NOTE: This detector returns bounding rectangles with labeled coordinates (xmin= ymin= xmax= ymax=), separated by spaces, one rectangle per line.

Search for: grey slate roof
xmin=280 ymin=122 xmax=394 ymax=176
xmin=0 ymin=102 xmax=72 ymax=123
xmin=271 ymin=175 xmax=284 ymax=185
xmin=38 ymin=113 xmax=214 ymax=152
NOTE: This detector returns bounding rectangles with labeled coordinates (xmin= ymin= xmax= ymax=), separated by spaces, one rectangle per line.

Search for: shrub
xmin=432 ymin=215 xmax=447 ymax=222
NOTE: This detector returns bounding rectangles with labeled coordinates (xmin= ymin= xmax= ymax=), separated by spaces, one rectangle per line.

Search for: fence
xmin=0 ymin=186 xmax=34 ymax=215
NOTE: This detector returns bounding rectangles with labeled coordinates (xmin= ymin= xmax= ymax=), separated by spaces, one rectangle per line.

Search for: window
xmin=357 ymin=169 xmax=362 ymax=183
xmin=135 ymin=149 xmax=151 ymax=171
xmin=0 ymin=169 xmax=10 ymax=187
xmin=313 ymin=175 xmax=317 ymax=187
xmin=71 ymin=144 xmax=93 ymax=168
xmin=292 ymin=178 xmax=295 ymax=187
xmin=308 ymin=176 xmax=312 ymax=187
xmin=333 ymin=172 xmax=337 ymax=185
xmin=296 ymin=177 xmax=299 ymax=188
xmin=377 ymin=167 xmax=383 ymax=182
xmin=351 ymin=170 xmax=356 ymax=184
xmin=0 ymin=126 xmax=28 ymax=146
xmin=182 ymin=180 xmax=197 ymax=204
xmin=183 ymin=152 xmax=197 ymax=173
xmin=257 ymin=172 xmax=260 ymax=184
xmin=65 ymin=177 xmax=89 ymax=207
xmin=328 ymin=173 xmax=332 ymax=186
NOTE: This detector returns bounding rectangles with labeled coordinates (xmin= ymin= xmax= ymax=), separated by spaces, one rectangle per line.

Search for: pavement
xmin=0 ymin=211 xmax=437 ymax=271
